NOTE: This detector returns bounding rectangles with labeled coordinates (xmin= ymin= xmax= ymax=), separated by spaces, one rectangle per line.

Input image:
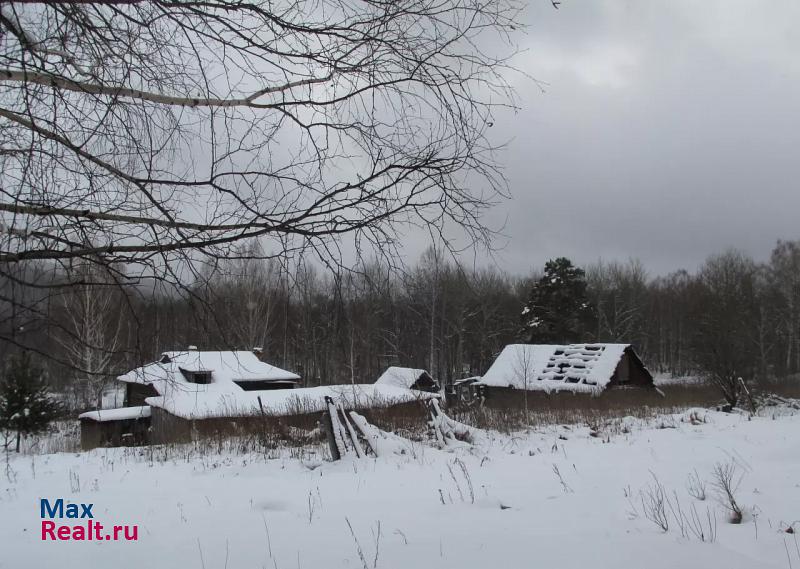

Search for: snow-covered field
xmin=2 ymin=407 xmax=799 ymax=569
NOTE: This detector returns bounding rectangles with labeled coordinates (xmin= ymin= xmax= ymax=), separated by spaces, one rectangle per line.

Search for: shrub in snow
xmin=637 ymin=472 xmax=717 ymax=542
xmin=690 ymin=251 xmax=761 ymax=410
xmin=0 ymin=352 xmax=62 ymax=452
xmin=711 ymin=460 xmax=744 ymax=524
xmin=640 ymin=473 xmax=670 ymax=532
xmin=686 ymin=469 xmax=707 ymax=501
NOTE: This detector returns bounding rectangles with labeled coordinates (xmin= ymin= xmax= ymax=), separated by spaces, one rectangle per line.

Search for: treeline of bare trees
xmin=0 ymin=0 xmax=524 ymax=409
xmin=588 ymin=242 xmax=800 ymax=388
xmin=2 ymin=240 xmax=800 ymax=402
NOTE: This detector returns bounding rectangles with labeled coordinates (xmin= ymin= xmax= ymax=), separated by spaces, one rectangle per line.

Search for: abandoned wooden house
xmin=79 ymin=349 xmax=301 ymax=449
xmin=474 ymin=343 xmax=659 ymax=409
xmin=79 ymin=349 xmax=437 ymax=449
xmin=374 ymin=367 xmax=440 ymax=392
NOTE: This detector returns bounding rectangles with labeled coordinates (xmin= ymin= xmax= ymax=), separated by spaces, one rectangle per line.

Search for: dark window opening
xmin=181 ymin=369 xmax=212 ymax=384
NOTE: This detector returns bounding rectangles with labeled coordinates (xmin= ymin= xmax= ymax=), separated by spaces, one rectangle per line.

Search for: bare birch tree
xmin=209 ymin=241 xmax=282 ymax=352
xmin=0 ymin=0 xmax=521 ymax=363
xmin=769 ymin=241 xmax=800 ymax=375
xmin=55 ymin=261 xmax=122 ymax=406
xmin=512 ymin=344 xmax=534 ymax=422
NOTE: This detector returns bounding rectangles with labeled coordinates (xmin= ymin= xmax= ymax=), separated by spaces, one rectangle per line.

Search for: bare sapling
xmin=686 ymin=469 xmax=707 ymax=501
xmin=711 ymin=460 xmax=744 ymax=524
xmin=640 ymin=472 xmax=669 ymax=532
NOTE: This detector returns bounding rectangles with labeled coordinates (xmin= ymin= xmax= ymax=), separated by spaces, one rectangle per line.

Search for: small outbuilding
xmin=478 ymin=343 xmax=653 ymax=392
xmin=445 ymin=376 xmax=482 ymax=405
xmin=475 ymin=343 xmax=658 ymax=408
xmin=374 ymin=367 xmax=440 ymax=393
xmin=79 ymin=406 xmax=151 ymax=450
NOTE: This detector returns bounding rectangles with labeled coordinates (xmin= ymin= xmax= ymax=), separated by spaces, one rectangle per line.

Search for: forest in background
xmin=2 ymin=238 xmax=799 ymax=408
xmin=2 ymin=2 xmax=797 ymax=414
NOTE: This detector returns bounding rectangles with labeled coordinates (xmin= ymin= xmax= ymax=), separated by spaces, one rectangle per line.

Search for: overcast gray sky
xmin=447 ymin=0 xmax=800 ymax=277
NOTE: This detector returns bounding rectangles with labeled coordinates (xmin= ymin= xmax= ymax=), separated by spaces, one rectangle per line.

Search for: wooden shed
xmin=474 ymin=343 xmax=657 ymax=408
xmin=79 ymin=406 xmax=151 ymax=450
xmin=374 ymin=367 xmax=440 ymax=393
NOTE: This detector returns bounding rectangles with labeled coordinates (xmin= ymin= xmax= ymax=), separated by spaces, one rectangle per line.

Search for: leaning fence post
xmin=338 ymin=403 xmax=365 ymax=458
xmin=349 ymin=411 xmax=380 ymax=457
xmin=428 ymin=399 xmax=445 ymax=447
xmin=322 ymin=396 xmax=341 ymax=461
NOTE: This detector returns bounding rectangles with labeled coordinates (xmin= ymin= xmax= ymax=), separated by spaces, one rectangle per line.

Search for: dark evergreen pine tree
xmin=520 ymin=257 xmax=596 ymax=344
xmin=0 ymin=353 xmax=62 ymax=452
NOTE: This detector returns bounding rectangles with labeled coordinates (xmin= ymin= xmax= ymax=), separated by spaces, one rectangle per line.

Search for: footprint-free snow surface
xmin=2 ymin=408 xmax=798 ymax=569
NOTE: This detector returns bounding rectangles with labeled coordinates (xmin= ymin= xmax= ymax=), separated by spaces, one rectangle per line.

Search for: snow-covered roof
xmin=374 ymin=367 xmax=431 ymax=389
xmin=145 ymin=384 xmax=437 ymax=420
xmin=79 ymin=406 xmax=151 ymax=422
xmin=116 ymin=352 xmax=436 ymax=421
xmin=476 ymin=344 xmax=630 ymax=394
xmin=453 ymin=376 xmax=481 ymax=386
xmin=117 ymin=350 xmax=300 ymax=395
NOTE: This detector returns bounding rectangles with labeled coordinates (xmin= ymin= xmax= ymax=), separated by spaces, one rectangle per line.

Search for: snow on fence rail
xmin=322 ymin=397 xmax=486 ymax=461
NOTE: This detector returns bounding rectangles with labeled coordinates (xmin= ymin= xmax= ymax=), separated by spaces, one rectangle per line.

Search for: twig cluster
xmin=637 ymin=471 xmax=718 ymax=542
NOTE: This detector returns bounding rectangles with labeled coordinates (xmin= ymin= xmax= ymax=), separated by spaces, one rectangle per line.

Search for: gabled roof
xmin=477 ymin=343 xmax=631 ymax=394
xmin=117 ymin=350 xmax=299 ymax=396
xmin=374 ymin=367 xmax=432 ymax=389
xmin=113 ymin=352 xmax=440 ymax=421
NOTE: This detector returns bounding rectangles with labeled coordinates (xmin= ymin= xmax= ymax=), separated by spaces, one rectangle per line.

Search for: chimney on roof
xmin=187 ymin=345 xmax=198 ymax=351
xmin=252 ymin=347 xmax=263 ymax=360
